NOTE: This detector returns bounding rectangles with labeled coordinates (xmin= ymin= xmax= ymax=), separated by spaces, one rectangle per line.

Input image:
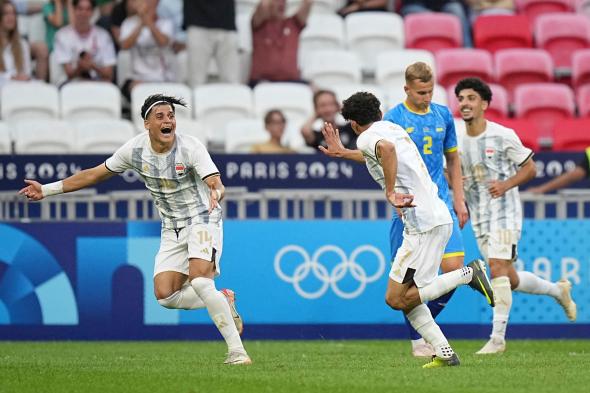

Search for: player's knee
xmin=385 ymin=293 xmax=404 ymax=311
xmin=154 ymin=286 xmax=177 ymax=301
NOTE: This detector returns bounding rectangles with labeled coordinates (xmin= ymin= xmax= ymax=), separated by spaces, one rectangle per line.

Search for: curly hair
xmin=341 ymin=92 xmax=382 ymax=126
xmin=141 ymin=94 xmax=187 ymax=120
xmin=454 ymin=77 xmax=493 ymax=103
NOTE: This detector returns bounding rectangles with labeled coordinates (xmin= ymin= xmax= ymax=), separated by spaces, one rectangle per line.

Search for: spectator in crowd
xmin=103 ymin=0 xmax=137 ymax=50
xmin=157 ymin=0 xmax=184 ymax=53
xmin=12 ymin=0 xmax=43 ymax=14
xmin=119 ymin=0 xmax=175 ymax=100
xmin=338 ymin=0 xmax=388 ymax=16
xmin=249 ymin=0 xmax=312 ymax=87
xmin=43 ymin=0 xmax=74 ymax=52
xmin=9 ymin=0 xmax=48 ymax=81
xmin=301 ymin=89 xmax=357 ymax=150
xmin=251 ymin=109 xmax=296 ymax=154
xmin=466 ymin=0 xmax=514 ymax=22
xmin=0 ymin=0 xmax=32 ymax=87
xmin=400 ymin=0 xmax=473 ymax=47
xmin=528 ymin=147 xmax=590 ymax=194
xmin=184 ymin=0 xmax=239 ymax=86
xmin=54 ymin=0 xmax=116 ymax=83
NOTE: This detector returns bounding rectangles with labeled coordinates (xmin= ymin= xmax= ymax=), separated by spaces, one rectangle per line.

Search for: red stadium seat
xmin=494 ymin=118 xmax=541 ymax=151
xmin=572 ymin=50 xmax=590 ymax=90
xmin=516 ymin=0 xmax=574 ymax=27
xmin=552 ymin=119 xmax=590 ymax=150
xmin=577 ymin=85 xmax=590 ymax=117
xmin=513 ymin=83 xmax=576 ymax=139
xmin=447 ymin=83 xmax=509 ymax=121
xmin=473 ymin=15 xmax=533 ymax=54
xmin=495 ymin=49 xmax=554 ymax=102
xmin=435 ymin=49 xmax=494 ymax=88
xmin=534 ymin=13 xmax=590 ymax=69
xmin=404 ymin=12 xmax=462 ymax=54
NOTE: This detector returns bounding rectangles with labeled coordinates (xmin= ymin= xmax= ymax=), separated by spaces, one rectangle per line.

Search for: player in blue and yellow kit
xmin=319 ymin=62 xmax=469 ymax=357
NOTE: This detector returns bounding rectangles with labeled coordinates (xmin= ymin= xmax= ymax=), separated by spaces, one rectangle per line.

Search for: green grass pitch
xmin=1 ymin=340 xmax=589 ymax=393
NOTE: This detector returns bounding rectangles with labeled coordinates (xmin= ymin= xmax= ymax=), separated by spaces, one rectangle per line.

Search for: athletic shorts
xmin=476 ymin=229 xmax=520 ymax=262
xmin=389 ymin=224 xmax=453 ymax=288
xmin=154 ymin=220 xmax=224 ymax=277
xmin=389 ymin=211 xmax=464 ymax=261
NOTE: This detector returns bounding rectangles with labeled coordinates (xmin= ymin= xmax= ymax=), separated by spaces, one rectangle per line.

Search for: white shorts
xmin=389 ymin=223 xmax=452 ymax=288
xmin=154 ymin=220 xmax=224 ymax=277
xmin=476 ymin=229 xmax=520 ymax=262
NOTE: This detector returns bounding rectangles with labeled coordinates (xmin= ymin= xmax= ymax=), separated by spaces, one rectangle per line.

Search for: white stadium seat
xmin=176 ymin=120 xmax=210 ymax=147
xmin=331 ymin=83 xmax=387 ymax=110
xmin=14 ymin=119 xmax=75 ymax=154
xmin=49 ymin=51 xmax=67 ymax=86
xmin=375 ymin=49 xmax=436 ymax=90
xmin=73 ymin=119 xmax=135 ymax=154
xmin=193 ymin=83 xmax=254 ymax=147
xmin=299 ymin=13 xmax=345 ymax=67
xmin=0 ymin=122 xmax=11 ymax=154
xmin=287 ymin=0 xmax=340 ymax=15
xmin=253 ymin=82 xmax=313 ymax=128
xmin=131 ymin=82 xmax=193 ymax=130
xmin=61 ymin=82 xmax=122 ymax=120
xmin=302 ymin=49 xmax=362 ymax=87
xmin=1 ymin=82 xmax=59 ymax=121
xmin=116 ymin=49 xmax=132 ymax=88
xmin=224 ymin=118 xmax=269 ymax=153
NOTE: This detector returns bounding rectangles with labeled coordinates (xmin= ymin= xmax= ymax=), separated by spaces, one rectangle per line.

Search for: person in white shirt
xmin=19 ymin=94 xmax=252 ymax=366
xmin=454 ymin=77 xmax=577 ymax=355
xmin=325 ymin=91 xmax=494 ymax=368
xmin=0 ymin=0 xmax=31 ymax=87
xmin=53 ymin=0 xmax=116 ymax=83
xmin=119 ymin=0 xmax=175 ymax=100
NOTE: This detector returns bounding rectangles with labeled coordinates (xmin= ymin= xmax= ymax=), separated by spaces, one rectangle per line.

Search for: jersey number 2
xmin=423 ymin=136 xmax=433 ymax=155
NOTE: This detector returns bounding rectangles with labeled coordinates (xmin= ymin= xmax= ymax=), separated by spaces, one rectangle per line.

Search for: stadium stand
xmin=404 ymin=12 xmax=463 ymax=53
xmin=516 ymin=0 xmax=575 ymax=27
xmin=331 ymin=83 xmax=387 ymax=110
xmin=1 ymin=81 xmax=59 ymax=121
xmin=61 ymin=82 xmax=122 ymax=120
xmin=447 ymin=83 xmax=509 ymax=120
xmin=73 ymin=119 xmax=136 ymax=154
xmin=552 ymin=118 xmax=590 ymax=150
xmin=298 ymin=13 xmax=345 ymax=68
xmin=534 ymin=13 xmax=590 ymax=70
xmin=236 ymin=0 xmax=260 ymax=16
xmin=375 ymin=49 xmax=435 ymax=90
xmin=435 ymin=48 xmax=494 ymax=87
xmin=287 ymin=0 xmax=341 ymax=14
xmin=473 ymin=14 xmax=533 ymax=54
xmin=224 ymin=118 xmax=268 ymax=153
xmin=302 ymin=49 xmax=362 ymax=87
xmin=176 ymin=120 xmax=210 ymax=146
xmin=14 ymin=119 xmax=76 ymax=154
xmin=0 ymin=122 xmax=10 ymax=154
xmin=496 ymin=118 xmax=542 ymax=151
xmin=577 ymin=84 xmax=590 ymax=117
xmin=572 ymin=49 xmax=590 ymax=90
xmin=253 ymin=82 xmax=314 ymax=128
xmin=495 ymin=48 xmax=554 ymax=102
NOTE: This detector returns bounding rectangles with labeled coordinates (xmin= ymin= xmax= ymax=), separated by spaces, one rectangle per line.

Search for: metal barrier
xmin=1 ymin=188 xmax=590 ymax=221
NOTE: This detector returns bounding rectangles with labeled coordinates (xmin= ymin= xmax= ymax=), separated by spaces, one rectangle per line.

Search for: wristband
xmin=41 ymin=181 xmax=64 ymax=197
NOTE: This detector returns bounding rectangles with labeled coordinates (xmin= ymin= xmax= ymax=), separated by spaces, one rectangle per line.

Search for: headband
xmin=143 ymin=100 xmax=171 ymax=119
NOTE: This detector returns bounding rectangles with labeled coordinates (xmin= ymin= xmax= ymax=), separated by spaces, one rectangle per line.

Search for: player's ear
xmin=144 ymin=118 xmax=149 ymax=131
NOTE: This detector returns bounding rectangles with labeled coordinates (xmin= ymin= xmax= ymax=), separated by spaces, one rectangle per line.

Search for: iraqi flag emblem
xmin=485 ymin=147 xmax=495 ymax=159
xmin=175 ymin=163 xmax=186 ymax=176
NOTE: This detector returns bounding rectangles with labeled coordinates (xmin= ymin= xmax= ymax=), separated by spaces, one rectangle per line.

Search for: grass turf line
xmin=1 ymin=340 xmax=589 ymax=393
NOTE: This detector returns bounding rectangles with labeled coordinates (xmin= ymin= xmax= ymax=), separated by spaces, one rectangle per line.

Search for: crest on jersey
xmin=485 ymin=147 xmax=495 ymax=159
xmin=175 ymin=162 xmax=186 ymax=176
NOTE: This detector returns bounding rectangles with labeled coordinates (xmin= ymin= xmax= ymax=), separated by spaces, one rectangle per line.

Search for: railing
xmin=1 ymin=188 xmax=590 ymax=221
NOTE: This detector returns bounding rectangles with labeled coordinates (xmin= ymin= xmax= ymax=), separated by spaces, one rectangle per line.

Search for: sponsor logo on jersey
xmin=436 ymin=127 xmax=444 ymax=132
xmin=405 ymin=127 xmax=414 ymax=133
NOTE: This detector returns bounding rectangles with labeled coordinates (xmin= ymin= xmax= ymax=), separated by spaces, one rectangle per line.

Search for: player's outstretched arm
xmin=319 ymin=122 xmax=365 ymax=163
xmin=527 ymin=166 xmax=586 ymax=194
xmin=378 ymin=140 xmax=414 ymax=208
xmin=489 ymin=157 xmax=537 ymax=198
xmin=205 ymin=175 xmax=225 ymax=214
xmin=19 ymin=163 xmax=115 ymax=201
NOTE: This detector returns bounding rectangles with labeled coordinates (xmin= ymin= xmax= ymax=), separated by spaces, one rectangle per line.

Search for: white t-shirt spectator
xmin=0 ymin=38 xmax=31 ymax=86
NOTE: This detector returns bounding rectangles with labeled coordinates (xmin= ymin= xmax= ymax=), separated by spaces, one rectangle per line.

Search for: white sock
xmin=514 ymin=271 xmax=561 ymax=298
xmin=191 ymin=277 xmax=244 ymax=352
xmin=418 ymin=266 xmax=473 ymax=303
xmin=491 ymin=276 xmax=512 ymax=341
xmin=406 ymin=304 xmax=454 ymax=359
xmin=157 ymin=283 xmax=206 ymax=310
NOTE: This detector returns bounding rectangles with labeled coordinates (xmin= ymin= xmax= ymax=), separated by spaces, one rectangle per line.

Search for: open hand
xmin=18 ymin=179 xmax=44 ymax=201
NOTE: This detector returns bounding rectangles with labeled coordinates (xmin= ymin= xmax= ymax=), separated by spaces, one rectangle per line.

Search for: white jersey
xmin=105 ymin=133 xmax=221 ymax=229
xmin=458 ymin=120 xmax=533 ymax=237
xmin=356 ymin=121 xmax=452 ymax=234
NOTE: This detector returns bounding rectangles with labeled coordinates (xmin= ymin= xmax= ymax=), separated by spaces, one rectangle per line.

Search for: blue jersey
xmin=383 ymin=102 xmax=457 ymax=210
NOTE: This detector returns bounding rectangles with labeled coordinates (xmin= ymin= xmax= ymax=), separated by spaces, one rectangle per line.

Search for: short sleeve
xmin=442 ymin=107 xmax=458 ymax=153
xmin=190 ymin=138 xmax=220 ymax=180
xmin=105 ymin=141 xmax=133 ymax=173
xmin=504 ymin=128 xmax=533 ymax=166
xmin=356 ymin=130 xmax=383 ymax=159
xmin=119 ymin=17 xmax=136 ymax=41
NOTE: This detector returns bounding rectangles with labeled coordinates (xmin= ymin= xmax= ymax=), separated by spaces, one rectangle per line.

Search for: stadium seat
xmin=0 ymin=122 xmax=11 ymax=154
xmin=131 ymin=82 xmax=193 ymax=130
xmin=193 ymin=83 xmax=254 ymax=147
xmin=577 ymin=0 xmax=590 ymax=17
xmin=73 ymin=119 xmax=135 ymax=154
xmin=447 ymin=83 xmax=509 ymax=121
xmin=572 ymin=49 xmax=590 ymax=90
xmin=375 ymin=49 xmax=435 ymax=90
xmin=61 ymin=82 xmax=122 ymax=120
xmin=253 ymin=82 xmax=313 ymax=128
xmin=13 ymin=119 xmax=75 ymax=153
xmin=49 ymin=51 xmax=67 ymax=86
xmin=176 ymin=120 xmax=209 ymax=146
xmin=577 ymin=84 xmax=590 ymax=117
xmin=534 ymin=13 xmax=590 ymax=70
xmin=552 ymin=118 xmax=590 ymax=150
xmin=224 ymin=118 xmax=269 ymax=153
xmin=386 ymin=84 xmax=448 ymax=108
xmin=236 ymin=0 xmax=259 ymax=15
xmin=404 ymin=12 xmax=462 ymax=54
xmin=495 ymin=48 xmax=554 ymax=102
xmin=116 ymin=50 xmax=132 ymax=88
xmin=331 ymin=84 xmax=387 ymax=110
xmin=435 ymin=49 xmax=494 ymax=88
xmin=516 ymin=0 xmax=574 ymax=27
xmin=1 ymin=81 xmax=59 ymax=121
xmin=473 ymin=15 xmax=533 ymax=54
xmin=344 ymin=12 xmax=404 ymax=73
xmin=302 ymin=49 xmax=362 ymax=87
xmin=513 ymin=83 xmax=576 ymax=138
xmin=299 ymin=13 xmax=345 ymax=67
xmin=494 ymin=118 xmax=541 ymax=151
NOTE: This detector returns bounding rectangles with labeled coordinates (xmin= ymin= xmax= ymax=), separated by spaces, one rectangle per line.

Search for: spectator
xmin=157 ymin=0 xmax=184 ymax=53
xmin=466 ymin=0 xmax=514 ymax=22
xmin=184 ymin=0 xmax=239 ymax=86
xmin=53 ymin=0 xmax=116 ymax=83
xmin=43 ymin=0 xmax=74 ymax=52
xmin=400 ymin=0 xmax=473 ymax=47
xmin=12 ymin=0 xmax=43 ymax=14
xmin=119 ymin=0 xmax=175 ymax=100
xmin=338 ymin=0 xmax=388 ymax=16
xmin=0 ymin=0 xmax=32 ymax=87
xmin=249 ymin=0 xmax=312 ymax=87
xmin=106 ymin=0 xmax=138 ymax=49
xmin=251 ymin=109 xmax=296 ymax=153
xmin=528 ymin=147 xmax=590 ymax=194
xmin=301 ymin=89 xmax=357 ymax=150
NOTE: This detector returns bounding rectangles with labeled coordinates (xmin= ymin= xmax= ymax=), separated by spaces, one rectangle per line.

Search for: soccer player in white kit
xmin=19 ymin=94 xmax=251 ymax=365
xmin=330 ymin=92 xmax=495 ymax=368
xmin=454 ymin=78 xmax=577 ymax=355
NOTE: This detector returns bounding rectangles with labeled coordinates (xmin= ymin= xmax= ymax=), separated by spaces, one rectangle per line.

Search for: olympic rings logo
xmin=274 ymin=245 xmax=386 ymax=299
